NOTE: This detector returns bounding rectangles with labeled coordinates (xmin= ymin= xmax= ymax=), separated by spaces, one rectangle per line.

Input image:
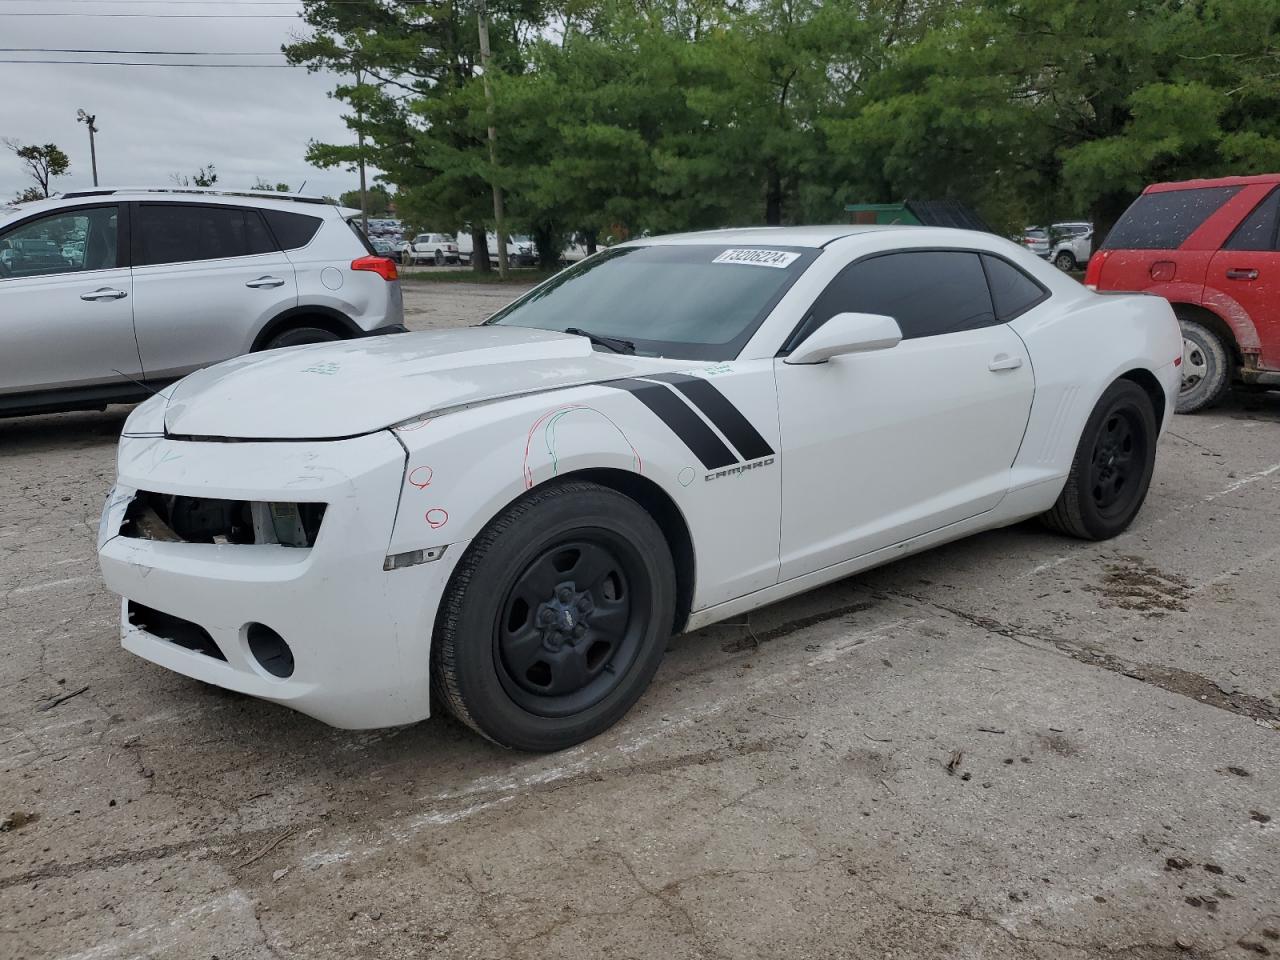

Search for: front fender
xmin=385 ymin=375 xmax=783 ymax=613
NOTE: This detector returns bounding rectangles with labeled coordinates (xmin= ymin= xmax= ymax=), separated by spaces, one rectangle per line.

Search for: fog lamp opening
xmin=246 ymin=623 xmax=294 ymax=679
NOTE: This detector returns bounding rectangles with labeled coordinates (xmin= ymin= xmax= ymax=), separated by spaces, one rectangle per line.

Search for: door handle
xmin=80 ymin=287 xmax=127 ymax=301
xmin=988 ymin=354 xmax=1023 ymax=372
xmin=246 ymin=276 xmax=286 ymax=289
xmin=1226 ymin=268 xmax=1259 ymax=281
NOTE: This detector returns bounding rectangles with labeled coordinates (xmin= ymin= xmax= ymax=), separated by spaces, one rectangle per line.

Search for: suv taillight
xmin=1083 ymin=251 xmax=1107 ymax=289
xmin=351 ymin=256 xmax=398 ymax=281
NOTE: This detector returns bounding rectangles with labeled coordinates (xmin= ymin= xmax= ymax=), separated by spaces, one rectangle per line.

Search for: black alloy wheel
xmin=432 ymin=480 xmax=675 ymax=751
xmin=1041 ymin=379 xmax=1158 ymax=540
xmin=1087 ymin=406 xmax=1145 ymax=521
xmin=495 ymin=535 xmax=646 ymax=717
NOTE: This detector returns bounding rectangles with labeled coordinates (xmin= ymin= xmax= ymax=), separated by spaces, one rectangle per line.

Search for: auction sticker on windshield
xmin=712 ymin=248 xmax=801 ymax=269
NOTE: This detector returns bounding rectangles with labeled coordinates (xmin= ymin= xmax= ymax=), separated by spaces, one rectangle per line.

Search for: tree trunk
xmin=471 ymin=225 xmax=491 ymax=273
xmin=1090 ymin=192 xmax=1134 ymax=250
xmin=585 ymin=230 xmax=597 ymax=255
xmin=765 ymin=163 xmax=783 ymax=226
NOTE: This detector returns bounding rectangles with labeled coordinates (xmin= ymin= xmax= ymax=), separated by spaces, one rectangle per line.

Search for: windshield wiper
xmin=564 ymin=327 xmax=636 ymax=355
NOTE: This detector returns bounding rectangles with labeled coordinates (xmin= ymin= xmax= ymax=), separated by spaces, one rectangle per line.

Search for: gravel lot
xmin=2 ymin=283 xmax=1278 ymax=960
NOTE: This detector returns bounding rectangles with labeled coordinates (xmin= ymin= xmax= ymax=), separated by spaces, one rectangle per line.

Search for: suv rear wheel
xmin=1177 ymin=318 xmax=1230 ymax=414
xmin=262 ymin=326 xmax=341 ymax=351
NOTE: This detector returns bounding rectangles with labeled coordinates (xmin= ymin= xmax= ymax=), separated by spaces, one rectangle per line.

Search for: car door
xmin=774 ymin=249 xmax=1036 ymax=581
xmin=0 ymin=203 xmax=143 ymax=397
xmin=1207 ymin=185 xmax=1280 ymax=371
xmin=129 ymin=202 xmax=298 ymax=380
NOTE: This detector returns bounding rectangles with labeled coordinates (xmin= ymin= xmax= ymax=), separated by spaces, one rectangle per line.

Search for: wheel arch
xmin=1117 ymin=367 xmax=1166 ymax=426
xmin=1168 ymin=302 xmax=1244 ymax=365
xmin=250 ymin=305 xmax=360 ymax=352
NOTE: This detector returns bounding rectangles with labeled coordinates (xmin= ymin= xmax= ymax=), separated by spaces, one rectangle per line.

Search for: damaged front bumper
xmin=97 ymin=431 xmax=466 ymax=729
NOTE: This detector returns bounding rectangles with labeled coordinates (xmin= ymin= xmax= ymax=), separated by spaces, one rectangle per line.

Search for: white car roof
xmin=627 ymin=224 xmax=911 ymax=249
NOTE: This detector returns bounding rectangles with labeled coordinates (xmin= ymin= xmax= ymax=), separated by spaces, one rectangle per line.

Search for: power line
xmin=0 ymin=48 xmax=288 ymax=55
xmin=0 ymin=59 xmax=304 ymax=66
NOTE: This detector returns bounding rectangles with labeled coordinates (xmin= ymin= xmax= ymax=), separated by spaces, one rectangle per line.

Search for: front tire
xmin=432 ymin=481 xmax=676 ymax=751
xmin=1176 ymin=318 xmax=1230 ymax=414
xmin=1053 ymin=250 xmax=1076 ymax=271
xmin=1041 ymin=380 xmax=1158 ymax=540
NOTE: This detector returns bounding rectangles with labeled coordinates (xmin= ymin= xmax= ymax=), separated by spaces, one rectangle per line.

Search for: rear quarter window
xmin=1103 ymin=186 xmax=1240 ymax=250
xmin=262 ymin=209 xmax=324 ymax=250
xmin=1224 ymin=187 xmax=1280 ymax=251
xmin=981 ymin=255 xmax=1048 ymax=321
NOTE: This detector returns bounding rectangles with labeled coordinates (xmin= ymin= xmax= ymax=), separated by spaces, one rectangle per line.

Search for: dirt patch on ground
xmin=1089 ymin=556 xmax=1193 ymax=615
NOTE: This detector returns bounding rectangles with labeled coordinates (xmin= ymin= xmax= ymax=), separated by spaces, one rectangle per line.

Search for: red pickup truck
xmin=1086 ymin=174 xmax=1280 ymax=412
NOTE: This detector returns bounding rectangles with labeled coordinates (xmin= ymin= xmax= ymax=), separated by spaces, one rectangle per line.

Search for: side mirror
xmin=784 ymin=312 xmax=903 ymax=365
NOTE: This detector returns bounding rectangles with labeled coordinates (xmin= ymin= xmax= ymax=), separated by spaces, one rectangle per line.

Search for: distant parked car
xmin=509 ymin=235 xmax=537 ymax=267
xmin=1088 ymin=173 xmax=1280 ymax=412
xmin=1020 ymin=227 xmax=1050 ymax=258
xmin=1020 ymin=223 xmax=1094 ymax=270
xmin=402 ymin=232 xmax=459 ymax=266
xmin=370 ymin=237 xmax=396 ymax=256
xmin=0 ymin=187 xmax=405 ymax=418
xmin=456 ymin=231 xmax=521 ymax=267
xmin=1045 ymin=222 xmax=1094 ymax=271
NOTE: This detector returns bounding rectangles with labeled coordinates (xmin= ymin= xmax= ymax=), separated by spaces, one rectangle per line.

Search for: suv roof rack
xmin=59 ymin=186 xmax=332 ymax=205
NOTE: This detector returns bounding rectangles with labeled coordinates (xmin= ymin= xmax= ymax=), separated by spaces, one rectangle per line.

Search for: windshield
xmin=487 ymin=243 xmax=815 ymax=360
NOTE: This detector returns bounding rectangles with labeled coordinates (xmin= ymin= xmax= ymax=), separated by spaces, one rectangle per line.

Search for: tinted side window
xmin=133 ymin=204 xmax=276 ymax=266
xmin=806 ymin=251 xmax=996 ymax=341
xmin=0 ymin=206 xmax=119 ymax=279
xmin=1224 ymin=188 xmax=1280 ymax=251
xmin=262 ymin=209 xmax=323 ymax=250
xmin=982 ymin=255 xmax=1048 ymax=321
xmin=1103 ymin=187 xmax=1240 ymax=250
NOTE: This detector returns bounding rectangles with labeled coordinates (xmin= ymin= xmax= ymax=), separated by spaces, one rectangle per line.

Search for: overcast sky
xmin=0 ymin=1 xmax=370 ymax=201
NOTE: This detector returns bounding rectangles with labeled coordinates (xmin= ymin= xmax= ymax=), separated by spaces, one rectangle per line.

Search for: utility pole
xmin=476 ymin=0 xmax=509 ymax=278
xmin=355 ymin=67 xmax=369 ymax=235
xmin=76 ymin=109 xmax=98 ymax=186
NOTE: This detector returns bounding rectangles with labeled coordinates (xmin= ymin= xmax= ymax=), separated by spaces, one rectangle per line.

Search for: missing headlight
xmin=121 ymin=491 xmax=326 ymax=547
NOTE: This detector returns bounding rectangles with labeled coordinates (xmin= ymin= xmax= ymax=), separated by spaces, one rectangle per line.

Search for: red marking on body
xmin=408 ymin=465 xmax=433 ymax=489
xmin=425 ymin=508 xmax=449 ymax=529
xmin=522 ymin=404 xmax=642 ymax=490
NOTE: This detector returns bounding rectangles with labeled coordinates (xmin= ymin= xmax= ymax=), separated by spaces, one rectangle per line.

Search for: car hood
xmin=163 ymin=326 xmax=692 ymax=440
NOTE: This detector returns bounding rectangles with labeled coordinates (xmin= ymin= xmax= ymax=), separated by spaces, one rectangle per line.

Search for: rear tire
xmin=1041 ymin=379 xmax=1158 ymax=540
xmin=1176 ymin=318 xmax=1230 ymax=414
xmin=262 ymin=326 xmax=341 ymax=350
xmin=434 ymin=249 xmax=445 ymax=266
xmin=432 ymin=481 xmax=675 ymax=752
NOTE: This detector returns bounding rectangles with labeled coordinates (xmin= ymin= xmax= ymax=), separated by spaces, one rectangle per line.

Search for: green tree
xmin=824 ymin=0 xmax=1280 ymax=238
xmin=172 ymin=164 xmax=218 ymax=188
xmin=339 ymin=185 xmax=393 ymax=216
xmin=252 ymin=177 xmax=293 ymax=192
xmin=286 ymin=0 xmax=547 ymax=271
xmin=4 ymin=140 xmax=71 ymax=199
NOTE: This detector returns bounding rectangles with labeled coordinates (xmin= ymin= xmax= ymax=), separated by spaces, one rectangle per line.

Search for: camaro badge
xmin=705 ymin=457 xmax=776 ymax=482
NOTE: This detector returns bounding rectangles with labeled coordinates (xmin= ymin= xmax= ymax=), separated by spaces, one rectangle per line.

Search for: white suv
xmin=0 ymin=188 xmax=405 ymax=418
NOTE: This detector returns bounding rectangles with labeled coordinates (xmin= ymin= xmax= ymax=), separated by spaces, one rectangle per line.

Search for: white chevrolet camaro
xmin=98 ymin=226 xmax=1182 ymax=751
